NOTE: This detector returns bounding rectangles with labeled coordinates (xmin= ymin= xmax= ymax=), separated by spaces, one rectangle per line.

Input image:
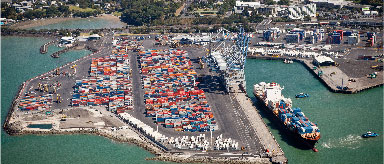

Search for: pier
xmin=40 ymin=40 xmax=56 ymax=54
xmin=50 ymin=44 xmax=79 ymax=58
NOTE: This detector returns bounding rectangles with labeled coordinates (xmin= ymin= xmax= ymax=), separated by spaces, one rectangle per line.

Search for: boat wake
xmin=321 ymin=134 xmax=364 ymax=149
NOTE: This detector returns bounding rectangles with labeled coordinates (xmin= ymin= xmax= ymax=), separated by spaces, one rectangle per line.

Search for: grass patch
xmin=112 ymin=12 xmax=122 ymax=17
xmin=68 ymin=5 xmax=96 ymax=12
xmin=79 ymin=32 xmax=91 ymax=36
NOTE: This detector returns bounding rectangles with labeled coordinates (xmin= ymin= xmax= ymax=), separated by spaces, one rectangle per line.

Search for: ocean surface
xmin=245 ymin=59 xmax=383 ymax=164
xmin=28 ymin=17 xmax=125 ymax=30
xmin=1 ymin=36 xmax=383 ymax=164
xmin=1 ymin=37 xmax=163 ymax=164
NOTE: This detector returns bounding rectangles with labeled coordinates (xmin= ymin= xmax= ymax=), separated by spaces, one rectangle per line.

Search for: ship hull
xmin=253 ymin=90 xmax=318 ymax=149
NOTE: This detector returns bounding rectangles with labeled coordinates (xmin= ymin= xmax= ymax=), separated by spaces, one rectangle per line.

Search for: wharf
xmin=231 ymin=85 xmax=287 ymax=163
xmin=247 ymin=55 xmax=383 ymax=93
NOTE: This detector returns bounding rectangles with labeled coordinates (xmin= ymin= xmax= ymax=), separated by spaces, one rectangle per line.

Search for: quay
xmin=247 ymin=55 xmax=383 ymax=94
xmin=231 ymin=85 xmax=287 ymax=163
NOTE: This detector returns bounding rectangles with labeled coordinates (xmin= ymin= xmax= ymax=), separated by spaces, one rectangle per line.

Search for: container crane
xmin=207 ymin=27 xmax=250 ymax=92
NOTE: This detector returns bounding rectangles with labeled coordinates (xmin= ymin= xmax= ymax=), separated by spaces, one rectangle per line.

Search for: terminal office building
xmin=313 ymin=56 xmax=336 ymax=66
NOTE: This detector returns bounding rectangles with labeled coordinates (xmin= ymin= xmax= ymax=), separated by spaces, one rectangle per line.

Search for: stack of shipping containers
xmin=139 ymin=49 xmax=217 ymax=132
xmin=71 ymin=39 xmax=133 ymax=113
xmin=18 ymin=94 xmax=53 ymax=110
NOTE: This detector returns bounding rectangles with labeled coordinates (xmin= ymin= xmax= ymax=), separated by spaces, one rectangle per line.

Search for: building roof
xmin=89 ymin=34 xmax=101 ymax=38
xmin=61 ymin=37 xmax=75 ymax=41
xmin=315 ymin=56 xmax=334 ymax=63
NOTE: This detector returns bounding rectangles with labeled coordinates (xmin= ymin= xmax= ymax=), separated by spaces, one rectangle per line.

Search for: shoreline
xmin=5 ymin=129 xmax=270 ymax=164
xmin=9 ymin=14 xmax=125 ymax=30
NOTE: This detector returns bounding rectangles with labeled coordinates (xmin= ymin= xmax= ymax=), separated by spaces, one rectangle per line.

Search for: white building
xmin=287 ymin=3 xmax=317 ymax=20
xmin=313 ymin=56 xmax=335 ymax=66
xmin=234 ymin=1 xmax=261 ymax=14
xmin=60 ymin=37 xmax=76 ymax=44
xmin=233 ymin=1 xmax=317 ymax=20
xmin=308 ymin=0 xmax=353 ymax=8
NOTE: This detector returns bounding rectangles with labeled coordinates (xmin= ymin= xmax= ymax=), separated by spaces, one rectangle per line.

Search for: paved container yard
xmin=126 ymin=39 xmax=272 ymax=156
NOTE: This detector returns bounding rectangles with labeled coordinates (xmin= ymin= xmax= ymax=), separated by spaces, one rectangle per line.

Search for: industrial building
xmin=348 ymin=34 xmax=360 ymax=45
xmin=233 ymin=1 xmax=317 ymax=20
xmin=286 ymin=33 xmax=300 ymax=43
xmin=263 ymin=28 xmax=281 ymax=42
xmin=313 ymin=56 xmax=336 ymax=66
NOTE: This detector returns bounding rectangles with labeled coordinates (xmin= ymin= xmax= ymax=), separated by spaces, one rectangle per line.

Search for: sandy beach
xmin=10 ymin=14 xmax=125 ymax=29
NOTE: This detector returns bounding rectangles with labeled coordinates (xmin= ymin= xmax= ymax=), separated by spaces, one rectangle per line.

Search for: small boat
xmin=295 ymin=93 xmax=309 ymax=98
xmin=284 ymin=59 xmax=293 ymax=64
xmin=362 ymin=131 xmax=379 ymax=138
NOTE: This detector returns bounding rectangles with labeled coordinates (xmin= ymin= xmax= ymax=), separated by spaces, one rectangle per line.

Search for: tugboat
xmin=295 ymin=93 xmax=309 ymax=98
xmin=362 ymin=131 xmax=379 ymax=138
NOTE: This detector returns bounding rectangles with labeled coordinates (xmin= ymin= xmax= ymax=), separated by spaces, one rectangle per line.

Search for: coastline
xmin=6 ymin=129 xmax=270 ymax=164
xmin=9 ymin=14 xmax=125 ymax=30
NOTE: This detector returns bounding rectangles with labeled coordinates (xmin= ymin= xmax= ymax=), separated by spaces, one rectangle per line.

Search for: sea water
xmin=2 ymin=37 xmax=382 ymax=164
xmin=245 ymin=59 xmax=383 ymax=164
xmin=1 ymin=37 xmax=164 ymax=164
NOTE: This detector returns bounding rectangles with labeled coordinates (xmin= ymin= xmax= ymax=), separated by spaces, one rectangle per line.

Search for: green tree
xmin=277 ymin=0 xmax=290 ymax=5
xmin=248 ymin=14 xmax=263 ymax=23
xmin=3 ymin=7 xmax=17 ymax=20
xmin=264 ymin=0 xmax=276 ymax=5
xmin=46 ymin=6 xmax=60 ymax=17
xmin=58 ymin=5 xmax=70 ymax=16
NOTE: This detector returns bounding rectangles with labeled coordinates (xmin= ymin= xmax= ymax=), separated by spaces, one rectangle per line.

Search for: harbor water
xmin=245 ymin=59 xmax=383 ymax=164
xmin=29 ymin=17 xmax=125 ymax=30
xmin=1 ymin=36 xmax=164 ymax=164
xmin=1 ymin=36 xmax=382 ymax=164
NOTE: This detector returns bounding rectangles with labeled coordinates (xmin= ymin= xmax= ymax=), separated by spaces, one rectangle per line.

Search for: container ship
xmin=253 ymin=82 xmax=320 ymax=149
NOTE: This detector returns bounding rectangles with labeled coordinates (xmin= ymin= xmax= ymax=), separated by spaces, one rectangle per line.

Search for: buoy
xmin=312 ymin=148 xmax=318 ymax=152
